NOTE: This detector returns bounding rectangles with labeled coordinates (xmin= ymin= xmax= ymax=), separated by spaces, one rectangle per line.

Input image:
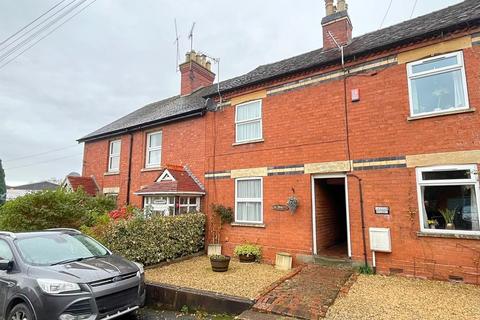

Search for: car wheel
xmin=8 ymin=303 xmax=34 ymax=320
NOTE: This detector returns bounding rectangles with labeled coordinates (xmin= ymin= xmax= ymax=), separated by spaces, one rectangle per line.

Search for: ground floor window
xmin=144 ymin=195 xmax=200 ymax=216
xmin=235 ymin=178 xmax=263 ymax=224
xmin=417 ymin=165 xmax=480 ymax=233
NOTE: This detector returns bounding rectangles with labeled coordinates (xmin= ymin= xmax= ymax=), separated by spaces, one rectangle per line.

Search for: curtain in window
xmin=237 ymin=179 xmax=262 ymax=222
xmin=452 ymin=70 xmax=466 ymax=108
xmin=237 ymin=102 xmax=261 ymax=121
xmin=237 ymin=121 xmax=261 ymax=142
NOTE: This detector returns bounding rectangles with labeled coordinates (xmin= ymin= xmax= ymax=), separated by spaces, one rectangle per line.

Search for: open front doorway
xmin=311 ymin=175 xmax=351 ymax=258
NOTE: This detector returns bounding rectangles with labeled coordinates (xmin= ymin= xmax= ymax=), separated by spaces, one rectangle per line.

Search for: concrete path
xmin=253 ymin=265 xmax=353 ymax=319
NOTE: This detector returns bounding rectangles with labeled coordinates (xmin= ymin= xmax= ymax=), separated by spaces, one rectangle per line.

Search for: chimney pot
xmin=179 ymin=50 xmax=215 ymax=95
xmin=322 ymin=0 xmax=352 ymax=50
xmin=337 ymin=0 xmax=346 ymax=12
xmin=325 ymin=0 xmax=334 ymax=15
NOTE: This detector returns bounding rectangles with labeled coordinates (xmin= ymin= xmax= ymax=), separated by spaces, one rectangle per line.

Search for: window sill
xmin=232 ymin=139 xmax=264 ymax=146
xmin=417 ymin=231 xmax=480 ymax=240
xmin=141 ymin=167 xmax=162 ymax=172
xmin=407 ymin=108 xmax=475 ymax=121
xmin=104 ymin=171 xmax=119 ymax=176
xmin=231 ymin=222 xmax=265 ymax=228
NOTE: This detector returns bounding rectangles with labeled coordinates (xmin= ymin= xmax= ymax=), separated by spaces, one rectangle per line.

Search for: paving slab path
xmin=253 ymin=265 xmax=353 ymax=320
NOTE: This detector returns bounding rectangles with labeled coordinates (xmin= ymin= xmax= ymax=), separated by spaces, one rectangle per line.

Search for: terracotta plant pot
xmin=238 ymin=254 xmax=256 ymax=263
xmin=210 ymin=255 xmax=231 ymax=272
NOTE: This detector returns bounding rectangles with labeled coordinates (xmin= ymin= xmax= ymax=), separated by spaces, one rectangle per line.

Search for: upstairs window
xmin=235 ymin=178 xmax=263 ymax=224
xmin=108 ymin=140 xmax=121 ymax=172
xmin=235 ymin=100 xmax=262 ymax=143
xmin=417 ymin=165 xmax=480 ymax=234
xmin=407 ymin=51 xmax=469 ymax=117
xmin=146 ymin=131 xmax=162 ymax=168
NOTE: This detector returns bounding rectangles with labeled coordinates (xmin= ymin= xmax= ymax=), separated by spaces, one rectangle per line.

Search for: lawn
xmin=326 ymin=274 xmax=480 ymax=320
xmin=145 ymin=256 xmax=289 ymax=299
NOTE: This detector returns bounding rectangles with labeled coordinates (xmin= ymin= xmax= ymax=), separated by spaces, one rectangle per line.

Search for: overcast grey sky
xmin=0 ymin=0 xmax=463 ymax=185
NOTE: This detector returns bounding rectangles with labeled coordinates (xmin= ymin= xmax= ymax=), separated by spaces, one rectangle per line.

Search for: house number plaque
xmin=272 ymin=204 xmax=290 ymax=211
xmin=374 ymin=206 xmax=390 ymax=215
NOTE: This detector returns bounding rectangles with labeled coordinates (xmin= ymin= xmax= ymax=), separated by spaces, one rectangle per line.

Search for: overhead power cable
xmin=410 ymin=0 xmax=418 ymax=18
xmin=0 ymin=0 xmax=99 ymax=70
xmin=379 ymin=0 xmax=394 ymax=29
xmin=0 ymin=0 xmax=69 ymax=49
xmin=0 ymin=0 xmax=88 ymax=64
xmin=4 ymin=153 xmax=82 ymax=171
xmin=3 ymin=144 xmax=80 ymax=163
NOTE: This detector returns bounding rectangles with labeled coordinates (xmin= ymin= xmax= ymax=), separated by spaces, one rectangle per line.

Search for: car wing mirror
xmin=0 ymin=260 xmax=13 ymax=271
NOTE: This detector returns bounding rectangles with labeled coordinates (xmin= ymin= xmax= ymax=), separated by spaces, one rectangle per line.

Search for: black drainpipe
xmin=347 ymin=173 xmax=368 ymax=268
xmin=125 ymin=133 xmax=134 ymax=205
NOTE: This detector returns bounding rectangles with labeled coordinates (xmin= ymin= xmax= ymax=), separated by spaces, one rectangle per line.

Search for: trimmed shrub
xmin=0 ymin=188 xmax=115 ymax=231
xmin=101 ymin=213 xmax=206 ymax=265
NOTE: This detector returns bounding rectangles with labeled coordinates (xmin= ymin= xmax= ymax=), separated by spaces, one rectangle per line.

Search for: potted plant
xmin=234 ymin=244 xmax=262 ymax=263
xmin=427 ymin=219 xmax=438 ymax=229
xmin=210 ymin=254 xmax=231 ymax=272
xmin=439 ymin=208 xmax=456 ymax=230
xmin=207 ymin=205 xmax=234 ymax=256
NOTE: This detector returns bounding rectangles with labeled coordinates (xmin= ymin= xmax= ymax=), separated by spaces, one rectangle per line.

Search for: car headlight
xmin=134 ymin=262 xmax=144 ymax=276
xmin=37 ymin=279 xmax=80 ymax=294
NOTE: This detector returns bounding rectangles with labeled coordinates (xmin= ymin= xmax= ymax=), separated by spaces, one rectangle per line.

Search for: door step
xmin=313 ymin=255 xmax=353 ymax=268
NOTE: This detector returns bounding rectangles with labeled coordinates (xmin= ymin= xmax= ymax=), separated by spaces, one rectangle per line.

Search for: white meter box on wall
xmin=369 ymin=227 xmax=392 ymax=252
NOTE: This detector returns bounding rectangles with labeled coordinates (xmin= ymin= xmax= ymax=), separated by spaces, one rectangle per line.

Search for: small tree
xmin=0 ymin=160 xmax=6 ymax=206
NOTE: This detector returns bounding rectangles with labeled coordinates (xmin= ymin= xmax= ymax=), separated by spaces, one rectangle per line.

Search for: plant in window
xmin=439 ymin=208 xmax=456 ymax=230
xmin=234 ymin=244 xmax=262 ymax=263
xmin=427 ymin=219 xmax=438 ymax=229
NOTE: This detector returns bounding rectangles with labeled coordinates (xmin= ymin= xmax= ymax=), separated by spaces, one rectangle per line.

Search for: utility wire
xmin=0 ymin=0 xmax=88 ymax=63
xmin=4 ymin=153 xmax=82 ymax=171
xmin=379 ymin=0 xmax=394 ymax=29
xmin=410 ymin=0 xmax=418 ymax=18
xmin=0 ymin=0 xmax=98 ymax=70
xmin=3 ymin=144 xmax=80 ymax=163
xmin=0 ymin=0 xmax=68 ymax=49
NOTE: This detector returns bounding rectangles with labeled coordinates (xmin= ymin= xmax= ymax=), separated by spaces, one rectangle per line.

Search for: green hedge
xmin=101 ymin=213 xmax=206 ymax=265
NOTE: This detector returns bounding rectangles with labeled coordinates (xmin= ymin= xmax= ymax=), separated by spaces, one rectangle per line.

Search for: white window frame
xmin=416 ymin=164 xmax=480 ymax=235
xmin=145 ymin=131 xmax=162 ymax=168
xmin=178 ymin=196 xmax=200 ymax=214
xmin=235 ymin=100 xmax=263 ymax=143
xmin=144 ymin=196 xmax=175 ymax=216
xmin=407 ymin=51 xmax=470 ymax=117
xmin=234 ymin=177 xmax=263 ymax=224
xmin=108 ymin=140 xmax=121 ymax=172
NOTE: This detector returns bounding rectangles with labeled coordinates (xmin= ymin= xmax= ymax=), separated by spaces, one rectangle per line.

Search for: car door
xmin=0 ymin=240 xmax=15 ymax=318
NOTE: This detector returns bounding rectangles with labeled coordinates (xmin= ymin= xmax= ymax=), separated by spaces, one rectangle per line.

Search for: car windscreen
xmin=15 ymin=233 xmax=109 ymax=266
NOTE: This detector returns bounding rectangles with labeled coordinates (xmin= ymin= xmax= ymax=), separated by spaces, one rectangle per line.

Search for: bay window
xmin=416 ymin=165 xmax=480 ymax=234
xmin=407 ymin=51 xmax=469 ymax=117
xmin=179 ymin=197 xmax=200 ymax=214
xmin=144 ymin=196 xmax=175 ymax=216
xmin=108 ymin=140 xmax=121 ymax=172
xmin=235 ymin=100 xmax=262 ymax=143
xmin=235 ymin=178 xmax=263 ymax=224
xmin=146 ymin=131 xmax=162 ymax=168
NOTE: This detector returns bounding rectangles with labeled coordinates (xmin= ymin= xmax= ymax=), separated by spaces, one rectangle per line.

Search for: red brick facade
xmin=81 ymin=15 xmax=480 ymax=283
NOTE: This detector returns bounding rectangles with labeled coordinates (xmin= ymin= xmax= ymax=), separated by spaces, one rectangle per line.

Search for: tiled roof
xmin=66 ymin=176 xmax=99 ymax=196
xmin=135 ymin=167 xmax=204 ymax=195
xmin=78 ymin=87 xmax=209 ymax=142
xmin=204 ymin=0 xmax=480 ymax=96
xmin=79 ymin=0 xmax=480 ymax=142
xmin=9 ymin=181 xmax=59 ymax=191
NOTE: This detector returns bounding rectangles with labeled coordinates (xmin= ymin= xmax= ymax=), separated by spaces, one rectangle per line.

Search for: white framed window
xmin=416 ymin=165 xmax=480 ymax=235
xmin=179 ymin=197 xmax=200 ymax=214
xmin=144 ymin=196 xmax=175 ymax=217
xmin=235 ymin=177 xmax=263 ymax=224
xmin=407 ymin=51 xmax=469 ymax=117
xmin=235 ymin=100 xmax=262 ymax=143
xmin=108 ymin=140 xmax=121 ymax=172
xmin=145 ymin=131 xmax=162 ymax=168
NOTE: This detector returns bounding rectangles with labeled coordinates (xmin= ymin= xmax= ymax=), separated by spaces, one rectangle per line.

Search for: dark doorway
xmin=314 ymin=178 xmax=348 ymax=258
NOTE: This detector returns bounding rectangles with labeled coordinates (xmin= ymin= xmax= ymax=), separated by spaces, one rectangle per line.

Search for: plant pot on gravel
xmin=210 ymin=255 xmax=231 ymax=272
xmin=238 ymin=254 xmax=256 ymax=263
xmin=234 ymin=244 xmax=262 ymax=263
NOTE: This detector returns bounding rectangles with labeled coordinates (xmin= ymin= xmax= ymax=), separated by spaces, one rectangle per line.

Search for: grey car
xmin=0 ymin=229 xmax=145 ymax=320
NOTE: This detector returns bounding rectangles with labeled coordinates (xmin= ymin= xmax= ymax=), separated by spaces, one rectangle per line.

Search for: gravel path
xmin=326 ymin=274 xmax=480 ymax=320
xmin=145 ymin=256 xmax=288 ymax=299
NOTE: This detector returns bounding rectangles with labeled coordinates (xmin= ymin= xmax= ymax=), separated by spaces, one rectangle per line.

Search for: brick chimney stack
xmin=322 ymin=0 xmax=353 ymax=50
xmin=179 ymin=51 xmax=215 ymax=96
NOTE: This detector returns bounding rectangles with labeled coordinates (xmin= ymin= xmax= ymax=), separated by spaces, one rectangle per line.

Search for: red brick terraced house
xmin=79 ymin=0 xmax=480 ymax=283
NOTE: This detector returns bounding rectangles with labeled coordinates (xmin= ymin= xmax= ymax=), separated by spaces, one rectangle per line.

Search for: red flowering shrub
xmin=108 ymin=207 xmax=132 ymax=220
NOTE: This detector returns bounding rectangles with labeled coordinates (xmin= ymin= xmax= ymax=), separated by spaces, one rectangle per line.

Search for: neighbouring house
xmin=6 ymin=181 xmax=59 ymax=201
xmin=62 ymin=175 xmax=100 ymax=197
xmin=78 ymin=0 xmax=480 ymax=284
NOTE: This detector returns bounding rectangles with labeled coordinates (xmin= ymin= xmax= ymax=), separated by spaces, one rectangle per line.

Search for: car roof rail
xmin=45 ymin=228 xmax=82 ymax=234
xmin=0 ymin=231 xmax=16 ymax=239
